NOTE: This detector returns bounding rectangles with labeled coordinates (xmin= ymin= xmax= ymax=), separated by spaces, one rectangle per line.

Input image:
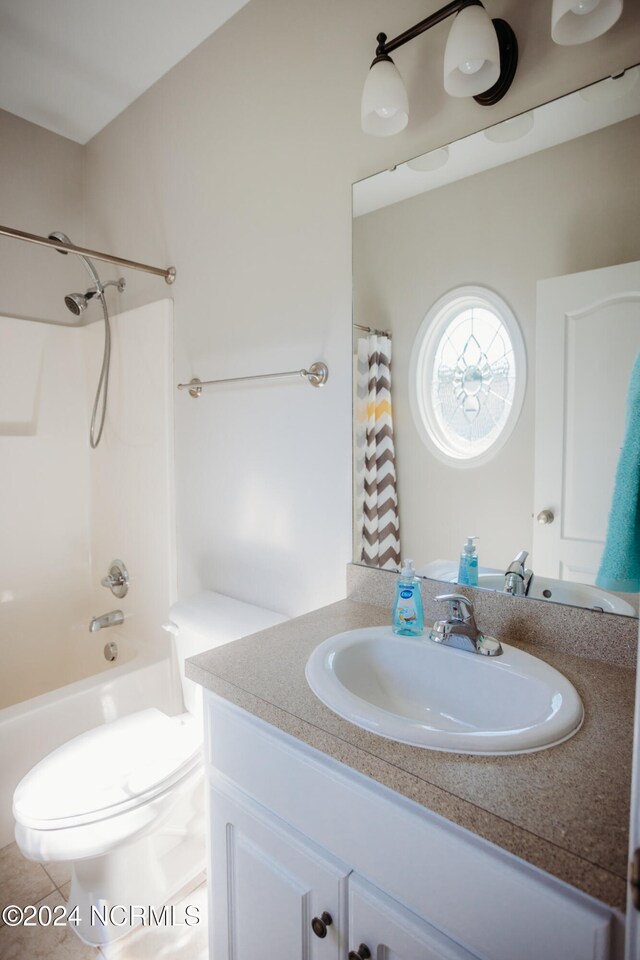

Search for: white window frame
xmin=409 ymin=285 xmax=527 ymax=468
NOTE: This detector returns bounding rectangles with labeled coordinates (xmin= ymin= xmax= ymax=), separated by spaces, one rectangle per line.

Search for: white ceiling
xmin=0 ymin=0 xmax=249 ymax=144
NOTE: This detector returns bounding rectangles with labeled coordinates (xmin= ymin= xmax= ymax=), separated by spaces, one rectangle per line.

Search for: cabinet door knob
xmin=311 ymin=912 xmax=333 ymax=938
xmin=348 ymin=946 xmax=371 ymax=959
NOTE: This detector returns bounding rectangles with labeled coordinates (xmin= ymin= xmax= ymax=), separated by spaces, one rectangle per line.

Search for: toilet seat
xmin=13 ymin=709 xmax=202 ymax=831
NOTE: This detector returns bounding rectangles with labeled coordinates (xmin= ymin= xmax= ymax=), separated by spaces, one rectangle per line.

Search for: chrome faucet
xmin=504 ymin=550 xmax=533 ymax=596
xmin=428 ymin=594 xmax=502 ymax=656
xmin=89 ymin=610 xmax=124 ymax=633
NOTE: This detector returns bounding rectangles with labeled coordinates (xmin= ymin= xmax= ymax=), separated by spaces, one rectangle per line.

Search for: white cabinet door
xmin=209 ymin=779 xmax=348 ymax=960
xmin=534 ymin=261 xmax=640 ymax=582
xmin=348 ymin=874 xmax=479 ymax=960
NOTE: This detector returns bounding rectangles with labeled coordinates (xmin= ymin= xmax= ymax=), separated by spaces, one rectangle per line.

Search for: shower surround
xmin=0 ymin=298 xmax=176 ymax=840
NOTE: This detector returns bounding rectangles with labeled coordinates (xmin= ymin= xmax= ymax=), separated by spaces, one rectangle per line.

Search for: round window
xmin=409 ymin=286 xmax=526 ymax=466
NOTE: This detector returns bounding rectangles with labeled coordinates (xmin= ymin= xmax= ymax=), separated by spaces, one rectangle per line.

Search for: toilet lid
xmin=13 ymin=709 xmax=202 ymax=827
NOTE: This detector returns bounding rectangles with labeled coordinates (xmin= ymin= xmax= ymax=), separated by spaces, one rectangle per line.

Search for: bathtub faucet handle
xmin=101 ymin=559 xmax=129 ymax=599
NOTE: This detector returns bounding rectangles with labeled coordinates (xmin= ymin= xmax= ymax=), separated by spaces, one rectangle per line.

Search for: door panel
xmin=534 ymin=261 xmax=640 ymax=581
xmin=348 ymin=874 xmax=479 ymax=960
xmin=210 ymin=782 xmax=347 ymax=960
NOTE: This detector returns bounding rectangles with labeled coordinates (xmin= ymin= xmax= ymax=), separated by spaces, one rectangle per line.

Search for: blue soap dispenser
xmin=392 ymin=559 xmax=425 ymax=637
xmin=458 ymin=537 xmax=479 ymax=587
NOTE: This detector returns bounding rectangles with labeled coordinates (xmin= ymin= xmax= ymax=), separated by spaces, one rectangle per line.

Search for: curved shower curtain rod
xmin=0 ymin=223 xmax=176 ymax=284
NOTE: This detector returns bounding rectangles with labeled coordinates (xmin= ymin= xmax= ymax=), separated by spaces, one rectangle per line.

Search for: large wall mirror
xmin=352 ymin=64 xmax=640 ymax=618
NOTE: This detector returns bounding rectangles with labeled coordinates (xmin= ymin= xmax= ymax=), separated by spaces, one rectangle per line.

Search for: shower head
xmin=64 ymin=291 xmax=95 ymax=315
xmin=63 ymin=278 xmax=126 ymax=315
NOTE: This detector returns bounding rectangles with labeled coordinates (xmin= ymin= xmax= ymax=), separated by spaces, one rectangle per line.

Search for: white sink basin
xmin=305 ymin=627 xmax=583 ymax=755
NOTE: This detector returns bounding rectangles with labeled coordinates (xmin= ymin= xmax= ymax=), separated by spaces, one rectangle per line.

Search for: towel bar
xmin=177 ymin=361 xmax=328 ymax=397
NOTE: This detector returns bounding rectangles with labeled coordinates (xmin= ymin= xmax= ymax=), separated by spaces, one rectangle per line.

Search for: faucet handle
xmin=101 ymin=559 xmax=129 ymax=599
xmin=434 ymin=593 xmax=474 ymax=622
xmin=506 ymin=550 xmax=528 ymax=574
xmin=432 ymin=595 xmax=502 ymax=657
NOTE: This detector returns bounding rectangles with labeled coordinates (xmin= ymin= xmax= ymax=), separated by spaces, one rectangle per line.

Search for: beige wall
xmin=0 ymin=109 xmax=85 ymax=324
xmin=353 ymin=117 xmax=640 ymax=572
xmin=3 ymin=0 xmax=640 ymax=618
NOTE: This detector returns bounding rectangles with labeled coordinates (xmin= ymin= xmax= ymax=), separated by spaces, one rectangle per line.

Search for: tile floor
xmin=0 ymin=842 xmax=208 ymax=960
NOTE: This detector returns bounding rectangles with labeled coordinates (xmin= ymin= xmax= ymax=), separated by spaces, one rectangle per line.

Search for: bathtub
xmin=0 ymin=650 xmax=179 ymax=847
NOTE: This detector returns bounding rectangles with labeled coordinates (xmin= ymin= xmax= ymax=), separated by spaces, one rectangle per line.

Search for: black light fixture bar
xmin=474 ymin=18 xmax=518 ymax=105
xmin=369 ymin=0 xmax=518 ymax=107
xmin=375 ymin=0 xmax=483 ymax=57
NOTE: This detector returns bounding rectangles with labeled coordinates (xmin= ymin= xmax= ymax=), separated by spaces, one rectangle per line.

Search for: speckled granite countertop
xmin=186 ymin=598 xmax=635 ymax=910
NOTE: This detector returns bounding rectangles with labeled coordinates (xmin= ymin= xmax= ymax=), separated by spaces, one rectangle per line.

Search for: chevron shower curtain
xmin=354 ymin=334 xmax=401 ymax=570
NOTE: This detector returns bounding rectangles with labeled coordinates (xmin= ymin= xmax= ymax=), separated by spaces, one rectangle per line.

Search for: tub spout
xmin=89 ymin=610 xmax=124 ymax=633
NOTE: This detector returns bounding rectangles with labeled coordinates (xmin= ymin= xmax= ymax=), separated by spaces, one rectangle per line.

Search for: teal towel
xmin=596 ymin=352 xmax=640 ymax=594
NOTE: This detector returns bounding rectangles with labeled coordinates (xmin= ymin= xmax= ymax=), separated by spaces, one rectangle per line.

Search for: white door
xmin=534 ymin=261 xmax=640 ymax=582
xmin=348 ymin=874 xmax=479 ymax=960
xmin=209 ymin=782 xmax=348 ymax=960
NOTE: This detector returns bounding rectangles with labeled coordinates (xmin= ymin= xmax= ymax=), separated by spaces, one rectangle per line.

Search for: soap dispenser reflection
xmin=458 ymin=537 xmax=479 ymax=587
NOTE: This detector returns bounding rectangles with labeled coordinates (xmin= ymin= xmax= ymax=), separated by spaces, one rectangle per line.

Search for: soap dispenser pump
xmin=458 ymin=537 xmax=479 ymax=587
xmin=392 ymin=559 xmax=425 ymax=637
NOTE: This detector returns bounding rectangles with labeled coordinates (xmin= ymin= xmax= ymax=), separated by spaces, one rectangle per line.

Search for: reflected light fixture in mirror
xmin=483 ymin=110 xmax=534 ymax=142
xmin=551 ymin=0 xmax=623 ymax=45
xmin=361 ymin=1 xmax=517 ymax=137
xmin=407 ymin=146 xmax=450 ymax=172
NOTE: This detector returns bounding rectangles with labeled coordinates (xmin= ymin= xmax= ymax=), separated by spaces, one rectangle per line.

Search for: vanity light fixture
xmin=361 ymin=0 xmax=518 ymax=137
xmin=551 ymin=0 xmax=623 ymax=45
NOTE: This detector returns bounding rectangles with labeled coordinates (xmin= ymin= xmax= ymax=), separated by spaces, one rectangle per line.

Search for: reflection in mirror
xmin=352 ymin=65 xmax=640 ymax=617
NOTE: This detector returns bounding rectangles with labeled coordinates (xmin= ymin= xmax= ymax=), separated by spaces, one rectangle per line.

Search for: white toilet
xmin=13 ymin=591 xmax=286 ymax=945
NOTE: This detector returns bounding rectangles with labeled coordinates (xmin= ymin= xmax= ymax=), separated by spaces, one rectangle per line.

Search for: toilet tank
xmin=165 ymin=591 xmax=288 ymax=715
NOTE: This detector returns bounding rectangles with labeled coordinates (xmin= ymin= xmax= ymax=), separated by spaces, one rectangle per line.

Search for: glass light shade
xmin=407 ymin=146 xmax=449 ymax=172
xmin=551 ymin=0 xmax=623 ymax=44
xmin=484 ymin=111 xmax=534 ymax=143
xmin=361 ymin=58 xmax=409 ymax=136
xmin=443 ymin=5 xmax=500 ymax=98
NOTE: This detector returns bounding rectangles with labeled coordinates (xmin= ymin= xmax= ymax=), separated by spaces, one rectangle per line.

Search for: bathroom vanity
xmin=187 ymin=580 xmax=635 ymax=960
